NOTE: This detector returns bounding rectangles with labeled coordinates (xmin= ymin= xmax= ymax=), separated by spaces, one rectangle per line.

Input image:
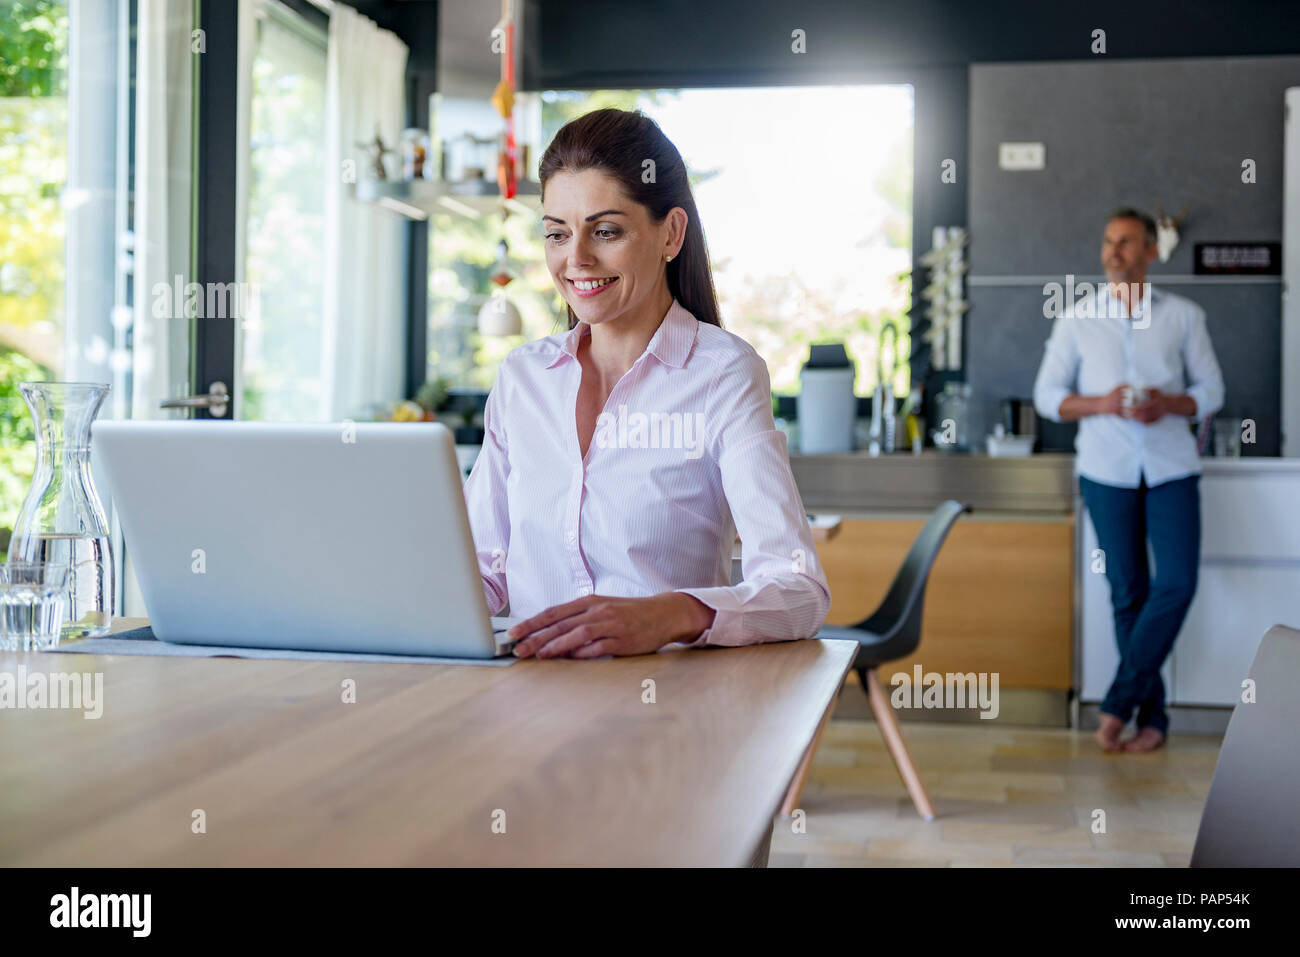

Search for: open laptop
xmin=92 ymin=420 xmax=518 ymax=659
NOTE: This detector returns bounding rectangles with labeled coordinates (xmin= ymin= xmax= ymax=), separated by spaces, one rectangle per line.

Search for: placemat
xmin=44 ymin=626 xmax=516 ymax=666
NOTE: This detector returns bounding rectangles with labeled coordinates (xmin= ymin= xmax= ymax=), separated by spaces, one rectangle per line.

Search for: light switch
xmin=998 ymin=142 xmax=1046 ymax=170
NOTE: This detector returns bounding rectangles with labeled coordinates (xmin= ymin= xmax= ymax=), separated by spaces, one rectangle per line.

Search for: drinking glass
xmin=0 ymin=562 xmax=71 ymax=651
xmin=1212 ymin=417 xmax=1242 ymax=458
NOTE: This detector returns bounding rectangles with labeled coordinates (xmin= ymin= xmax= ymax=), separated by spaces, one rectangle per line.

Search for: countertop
xmin=789 ymin=450 xmax=1300 ymax=514
xmin=790 ymin=450 xmax=1077 ymax=513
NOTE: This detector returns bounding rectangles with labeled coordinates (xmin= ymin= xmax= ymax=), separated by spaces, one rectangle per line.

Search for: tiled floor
xmin=770 ymin=719 xmax=1222 ymax=867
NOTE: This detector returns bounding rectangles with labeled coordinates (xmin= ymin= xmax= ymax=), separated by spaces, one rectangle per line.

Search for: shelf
xmin=352 ymin=178 xmax=542 ymax=221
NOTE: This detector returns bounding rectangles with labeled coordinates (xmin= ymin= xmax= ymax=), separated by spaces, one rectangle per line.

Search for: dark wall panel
xmin=968 ymin=57 xmax=1300 ymax=276
xmin=524 ymin=0 xmax=1300 ymax=90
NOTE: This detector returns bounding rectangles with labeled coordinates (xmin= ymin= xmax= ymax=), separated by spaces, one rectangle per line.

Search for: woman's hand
xmin=509 ymin=593 xmax=716 ymax=659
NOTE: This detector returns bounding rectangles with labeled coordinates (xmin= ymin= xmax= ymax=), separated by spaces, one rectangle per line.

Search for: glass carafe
xmin=7 ymin=382 xmax=114 ymax=638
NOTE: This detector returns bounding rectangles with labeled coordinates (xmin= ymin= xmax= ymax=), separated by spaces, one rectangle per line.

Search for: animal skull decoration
xmin=1155 ymin=206 xmax=1188 ymax=263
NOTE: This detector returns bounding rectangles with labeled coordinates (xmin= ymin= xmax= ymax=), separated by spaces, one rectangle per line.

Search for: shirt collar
xmin=1101 ymin=281 xmax=1162 ymax=318
xmin=545 ymin=298 xmax=698 ymax=370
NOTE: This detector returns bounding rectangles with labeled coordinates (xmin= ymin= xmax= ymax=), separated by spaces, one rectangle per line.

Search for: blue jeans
xmin=1080 ymin=474 xmax=1200 ymax=736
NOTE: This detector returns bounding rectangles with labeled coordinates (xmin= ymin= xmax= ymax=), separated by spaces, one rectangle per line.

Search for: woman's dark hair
xmin=539 ymin=108 xmax=722 ymax=329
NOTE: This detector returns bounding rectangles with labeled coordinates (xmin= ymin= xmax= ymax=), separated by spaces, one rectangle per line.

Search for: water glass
xmin=0 ymin=562 xmax=71 ymax=651
xmin=1212 ymin=417 xmax=1242 ymax=458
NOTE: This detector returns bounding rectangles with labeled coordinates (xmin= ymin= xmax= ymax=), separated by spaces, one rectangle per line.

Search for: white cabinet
xmin=1080 ymin=461 xmax=1300 ymax=707
xmin=1173 ymin=565 xmax=1300 ymax=705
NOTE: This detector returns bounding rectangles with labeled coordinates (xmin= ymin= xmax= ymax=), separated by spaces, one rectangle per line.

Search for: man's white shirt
xmin=1033 ymin=285 xmax=1225 ymax=489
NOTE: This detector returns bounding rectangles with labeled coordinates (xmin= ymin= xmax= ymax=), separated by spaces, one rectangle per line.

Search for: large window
xmin=426 ymin=85 xmax=914 ymax=398
xmin=239 ymin=0 xmax=328 ymax=421
xmin=0 ymin=0 xmax=67 ymax=548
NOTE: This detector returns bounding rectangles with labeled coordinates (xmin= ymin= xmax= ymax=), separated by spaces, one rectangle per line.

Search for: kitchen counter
xmin=1198 ymin=456 xmax=1300 ymax=473
xmin=790 ymin=450 xmax=1076 ymax=514
xmin=790 ymin=450 xmax=1299 ymax=514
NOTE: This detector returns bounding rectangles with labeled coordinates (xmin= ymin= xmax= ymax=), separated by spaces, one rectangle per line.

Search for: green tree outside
xmin=0 ymin=0 xmax=67 ymax=540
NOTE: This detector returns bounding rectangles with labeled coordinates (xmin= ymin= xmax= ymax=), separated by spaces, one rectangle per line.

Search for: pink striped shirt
xmin=462 ymin=299 xmax=831 ymax=646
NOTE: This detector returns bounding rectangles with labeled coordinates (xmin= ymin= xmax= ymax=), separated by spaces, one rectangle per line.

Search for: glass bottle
xmin=7 ymin=382 xmax=114 ymax=638
xmin=933 ymin=381 xmax=973 ymax=452
xmin=401 ymin=127 xmax=431 ymax=180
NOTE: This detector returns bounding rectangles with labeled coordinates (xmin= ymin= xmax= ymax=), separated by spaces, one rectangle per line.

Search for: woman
xmin=464 ymin=108 xmax=830 ymax=658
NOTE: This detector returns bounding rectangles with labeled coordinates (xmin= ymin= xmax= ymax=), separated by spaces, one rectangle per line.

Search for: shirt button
xmin=577 ymin=585 xmax=590 ymax=596
xmin=566 ymin=530 xmax=577 ymax=544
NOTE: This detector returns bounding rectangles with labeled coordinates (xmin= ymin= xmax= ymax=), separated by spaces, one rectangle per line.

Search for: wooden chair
xmin=781 ymin=500 xmax=969 ymax=821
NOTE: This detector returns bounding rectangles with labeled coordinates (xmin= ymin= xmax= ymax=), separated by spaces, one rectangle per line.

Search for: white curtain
xmin=322 ymin=5 xmax=408 ymax=422
xmin=131 ymin=0 xmax=194 ymax=422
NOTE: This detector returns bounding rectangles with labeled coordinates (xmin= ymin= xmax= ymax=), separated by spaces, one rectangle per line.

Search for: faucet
xmin=869 ymin=321 xmax=900 ymax=455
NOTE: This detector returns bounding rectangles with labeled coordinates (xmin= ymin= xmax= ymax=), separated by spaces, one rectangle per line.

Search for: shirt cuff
xmin=1185 ymin=385 xmax=1210 ymax=419
xmin=1035 ymin=386 xmax=1070 ymax=423
xmin=674 ymin=588 xmax=746 ymax=647
xmin=483 ymin=579 xmax=507 ymax=617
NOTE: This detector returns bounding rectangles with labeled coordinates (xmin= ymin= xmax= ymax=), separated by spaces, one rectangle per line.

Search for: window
xmin=0 ymin=0 xmax=67 ymax=547
xmin=425 ymin=85 xmax=914 ymax=398
xmin=1 ymin=0 xmax=197 ymax=618
xmin=239 ymin=0 xmax=328 ymax=421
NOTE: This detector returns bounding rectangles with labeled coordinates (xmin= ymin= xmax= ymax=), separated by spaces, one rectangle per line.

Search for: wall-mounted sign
xmin=1193 ymin=242 xmax=1282 ymax=275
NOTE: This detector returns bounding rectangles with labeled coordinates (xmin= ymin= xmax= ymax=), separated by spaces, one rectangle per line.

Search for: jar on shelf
xmin=401 ymin=128 xmax=431 ymax=181
xmin=932 ymin=381 xmax=975 ymax=453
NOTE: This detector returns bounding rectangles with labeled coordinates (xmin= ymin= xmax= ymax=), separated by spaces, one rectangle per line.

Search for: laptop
xmin=92 ymin=420 xmax=519 ymax=659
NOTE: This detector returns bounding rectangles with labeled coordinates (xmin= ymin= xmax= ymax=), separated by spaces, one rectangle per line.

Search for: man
xmin=1034 ymin=208 xmax=1225 ymax=753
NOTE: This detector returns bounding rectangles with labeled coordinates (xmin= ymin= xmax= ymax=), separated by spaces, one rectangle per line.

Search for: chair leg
xmin=862 ymin=667 xmax=937 ymax=821
xmin=779 ymin=690 xmax=838 ymax=816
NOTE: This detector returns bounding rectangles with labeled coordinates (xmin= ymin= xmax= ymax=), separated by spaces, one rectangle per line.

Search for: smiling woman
xmin=539 ymin=107 xmax=721 ymax=331
xmin=461 ymin=108 xmax=831 ymax=659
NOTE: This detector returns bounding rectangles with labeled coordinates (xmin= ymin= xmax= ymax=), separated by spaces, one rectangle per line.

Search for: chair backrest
xmin=857 ymin=500 xmax=968 ymax=647
xmin=1191 ymin=624 xmax=1300 ymax=866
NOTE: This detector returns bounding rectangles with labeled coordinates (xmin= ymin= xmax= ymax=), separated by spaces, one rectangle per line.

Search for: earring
xmin=666 ymin=254 xmax=673 ymax=262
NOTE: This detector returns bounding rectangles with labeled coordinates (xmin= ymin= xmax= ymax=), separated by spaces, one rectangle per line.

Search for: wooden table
xmin=0 ymin=618 xmax=855 ymax=866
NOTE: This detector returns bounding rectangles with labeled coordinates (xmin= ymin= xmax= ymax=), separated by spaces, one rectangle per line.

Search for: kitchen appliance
xmin=1000 ymin=397 xmax=1039 ymax=440
xmin=798 ymin=344 xmax=857 ymax=454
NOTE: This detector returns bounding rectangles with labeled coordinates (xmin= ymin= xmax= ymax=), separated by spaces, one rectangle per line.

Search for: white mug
xmin=1121 ymin=385 xmax=1149 ymax=410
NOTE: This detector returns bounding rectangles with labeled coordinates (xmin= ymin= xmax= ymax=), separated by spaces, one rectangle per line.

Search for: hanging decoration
xmin=480 ymin=0 xmax=523 ymax=338
xmin=491 ymin=0 xmax=519 ymax=202
xmin=490 ymin=239 xmax=515 ymax=288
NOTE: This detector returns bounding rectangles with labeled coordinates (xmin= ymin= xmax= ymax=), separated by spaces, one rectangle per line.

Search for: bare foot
xmin=1095 ymin=712 xmax=1125 ymax=752
xmin=1122 ymin=727 xmax=1166 ymax=752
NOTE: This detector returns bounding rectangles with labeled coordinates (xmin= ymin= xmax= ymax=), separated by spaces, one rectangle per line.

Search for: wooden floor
xmin=770 ymin=719 xmax=1223 ymax=867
